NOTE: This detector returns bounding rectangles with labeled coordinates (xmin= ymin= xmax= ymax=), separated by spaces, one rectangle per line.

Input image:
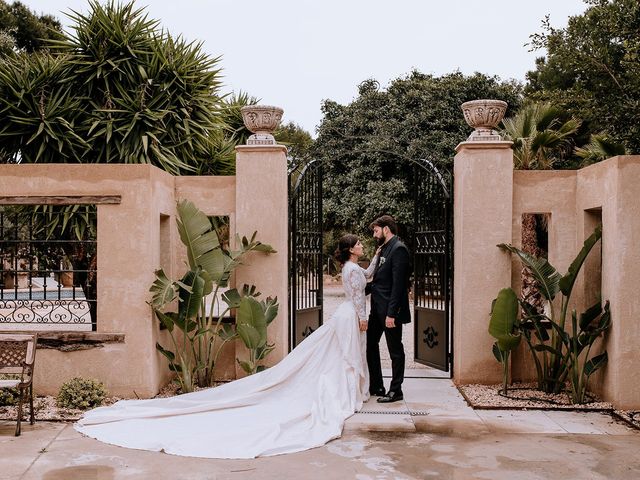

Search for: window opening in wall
xmin=583 ymin=208 xmax=603 ymax=307
xmin=206 ymin=215 xmax=231 ymax=320
xmin=521 ymin=213 xmax=550 ymax=315
xmin=0 ymin=204 xmax=97 ymax=331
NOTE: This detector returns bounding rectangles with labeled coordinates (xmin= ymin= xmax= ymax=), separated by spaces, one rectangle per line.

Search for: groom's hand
xmin=359 ymin=320 xmax=368 ymax=332
xmin=385 ymin=316 xmax=395 ymax=328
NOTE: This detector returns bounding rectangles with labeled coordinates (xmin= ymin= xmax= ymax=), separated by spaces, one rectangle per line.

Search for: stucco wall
xmin=0 ymin=164 xmax=246 ymax=397
xmin=454 ymin=152 xmax=640 ymax=409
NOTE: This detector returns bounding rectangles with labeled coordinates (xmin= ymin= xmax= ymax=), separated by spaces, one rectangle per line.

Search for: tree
xmin=274 ymin=121 xmax=314 ymax=169
xmin=0 ymin=1 xmax=63 ymax=55
xmin=0 ymin=0 xmax=230 ymax=175
xmin=0 ymin=1 xmax=236 ymax=326
xmin=314 ymin=71 xmax=522 ymax=238
xmin=526 ymin=0 xmax=640 ymax=153
xmin=501 ymin=102 xmax=581 ymax=314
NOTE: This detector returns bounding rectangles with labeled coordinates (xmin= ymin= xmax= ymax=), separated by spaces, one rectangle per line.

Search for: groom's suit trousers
xmin=366 ymin=315 xmax=405 ymax=394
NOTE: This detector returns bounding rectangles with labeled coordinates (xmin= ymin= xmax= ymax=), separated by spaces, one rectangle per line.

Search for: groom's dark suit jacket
xmin=367 ymin=236 xmax=411 ymax=325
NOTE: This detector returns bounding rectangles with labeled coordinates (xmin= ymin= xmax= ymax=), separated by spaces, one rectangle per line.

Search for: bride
xmin=75 ymin=234 xmax=380 ymax=459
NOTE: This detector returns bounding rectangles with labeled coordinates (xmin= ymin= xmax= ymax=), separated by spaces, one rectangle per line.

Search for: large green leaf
xmin=148 ymin=269 xmax=177 ymax=308
xmin=237 ymin=296 xmax=267 ymax=346
xmin=177 ymin=269 xmax=205 ymax=324
xmin=176 ymin=199 xmax=221 ymax=271
xmin=262 ymin=296 xmax=279 ymax=325
xmin=498 ymin=244 xmax=561 ymax=301
xmin=579 ymin=301 xmax=602 ymax=331
xmin=559 ymin=226 xmax=602 ymax=296
xmin=584 ymin=352 xmax=608 ymax=377
xmin=237 ymin=323 xmax=262 ymax=350
xmin=488 ymin=288 xmax=521 ymax=351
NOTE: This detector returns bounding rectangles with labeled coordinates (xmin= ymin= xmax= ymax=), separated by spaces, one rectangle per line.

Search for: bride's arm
xmin=345 ymin=267 xmax=367 ymax=322
xmin=363 ymin=247 xmax=382 ymax=279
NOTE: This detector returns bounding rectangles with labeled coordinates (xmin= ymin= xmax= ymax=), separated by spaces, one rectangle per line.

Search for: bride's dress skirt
xmin=75 ymin=301 xmax=369 ymax=459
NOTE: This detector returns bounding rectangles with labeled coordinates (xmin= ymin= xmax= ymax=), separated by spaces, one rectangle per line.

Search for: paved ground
xmin=2 ymin=378 xmax=638 ymax=479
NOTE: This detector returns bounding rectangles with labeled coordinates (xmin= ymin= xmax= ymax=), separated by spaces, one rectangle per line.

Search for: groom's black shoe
xmin=369 ymin=387 xmax=386 ymax=397
xmin=377 ymin=390 xmax=403 ymax=403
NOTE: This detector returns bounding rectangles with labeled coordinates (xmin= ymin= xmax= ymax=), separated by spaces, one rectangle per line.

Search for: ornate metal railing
xmin=0 ymin=205 xmax=97 ymax=331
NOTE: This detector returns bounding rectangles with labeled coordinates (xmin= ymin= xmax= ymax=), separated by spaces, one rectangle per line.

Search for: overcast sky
xmin=25 ymin=0 xmax=588 ymax=135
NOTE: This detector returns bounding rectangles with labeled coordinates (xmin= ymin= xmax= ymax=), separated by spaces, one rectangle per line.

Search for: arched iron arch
xmin=288 ymin=155 xmax=453 ymax=374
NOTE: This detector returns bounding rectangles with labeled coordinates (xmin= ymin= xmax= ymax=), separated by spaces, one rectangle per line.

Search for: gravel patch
xmin=0 ymin=382 xmax=225 ymax=422
xmin=614 ymin=409 xmax=640 ymax=430
xmin=458 ymin=383 xmax=614 ymax=411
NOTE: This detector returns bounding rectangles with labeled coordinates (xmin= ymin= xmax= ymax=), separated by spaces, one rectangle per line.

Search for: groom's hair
xmin=369 ymin=215 xmax=397 ymax=234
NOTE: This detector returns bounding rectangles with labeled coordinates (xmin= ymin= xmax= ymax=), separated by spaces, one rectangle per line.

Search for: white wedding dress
xmin=75 ymin=259 xmax=376 ymax=459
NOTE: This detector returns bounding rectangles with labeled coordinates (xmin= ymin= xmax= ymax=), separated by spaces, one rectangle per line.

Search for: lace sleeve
xmin=344 ymin=266 xmax=367 ymax=322
xmin=363 ymin=254 xmax=378 ymax=279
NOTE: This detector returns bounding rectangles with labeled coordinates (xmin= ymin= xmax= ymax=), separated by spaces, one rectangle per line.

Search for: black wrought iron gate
xmin=289 ymin=157 xmax=453 ymax=374
xmin=288 ymin=160 xmax=323 ymax=350
xmin=412 ymin=159 xmax=453 ymax=372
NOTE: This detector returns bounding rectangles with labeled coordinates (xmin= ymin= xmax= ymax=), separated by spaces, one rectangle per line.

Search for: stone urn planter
xmin=461 ymin=99 xmax=508 ymax=141
xmin=240 ymin=105 xmax=284 ymax=145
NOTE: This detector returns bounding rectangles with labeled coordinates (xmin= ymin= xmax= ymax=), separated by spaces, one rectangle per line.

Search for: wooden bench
xmin=0 ymin=334 xmax=37 ymax=436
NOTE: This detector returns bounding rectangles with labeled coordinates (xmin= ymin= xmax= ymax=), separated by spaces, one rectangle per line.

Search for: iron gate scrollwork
xmin=289 ymin=160 xmax=323 ymax=350
xmin=289 ymin=156 xmax=453 ymax=374
xmin=413 ymin=159 xmax=452 ymax=372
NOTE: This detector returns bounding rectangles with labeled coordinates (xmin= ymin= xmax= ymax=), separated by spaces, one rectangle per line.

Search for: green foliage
xmin=56 ymin=377 xmax=106 ymax=410
xmin=0 ymin=1 xmax=234 ymax=175
xmin=274 ymin=121 xmax=314 ymax=169
xmin=497 ymin=226 xmax=610 ymax=403
xmin=501 ymin=102 xmax=581 ymax=170
xmin=150 ymin=199 xmax=278 ymax=392
xmin=0 ymin=375 xmax=20 ymax=407
xmin=526 ymin=0 xmax=640 ymax=154
xmin=235 ymin=295 xmax=279 ymax=375
xmin=314 ymin=71 xmax=522 ymax=236
xmin=0 ymin=1 xmax=63 ymax=55
xmin=575 ymin=133 xmax=628 ymax=166
xmin=489 ymin=288 xmax=522 ymax=394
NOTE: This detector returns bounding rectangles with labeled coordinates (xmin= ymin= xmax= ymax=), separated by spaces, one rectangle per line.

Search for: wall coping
xmin=455 ymin=140 xmax=513 ymax=153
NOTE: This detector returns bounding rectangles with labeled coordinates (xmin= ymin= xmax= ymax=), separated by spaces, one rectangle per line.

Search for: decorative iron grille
xmin=0 ymin=205 xmax=97 ymax=331
xmin=288 ymin=160 xmax=323 ymax=349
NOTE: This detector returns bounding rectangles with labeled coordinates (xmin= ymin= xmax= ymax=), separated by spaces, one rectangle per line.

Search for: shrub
xmin=56 ymin=377 xmax=106 ymax=410
xmin=0 ymin=387 xmax=20 ymax=406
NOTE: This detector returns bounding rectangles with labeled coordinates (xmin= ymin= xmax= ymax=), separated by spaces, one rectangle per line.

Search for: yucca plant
xmin=0 ymin=1 xmax=235 ymax=175
xmin=149 ymin=199 xmax=278 ymax=393
xmin=497 ymin=226 xmax=611 ymax=403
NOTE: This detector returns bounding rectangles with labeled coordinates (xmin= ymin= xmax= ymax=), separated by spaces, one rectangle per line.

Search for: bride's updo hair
xmin=333 ymin=234 xmax=359 ymax=266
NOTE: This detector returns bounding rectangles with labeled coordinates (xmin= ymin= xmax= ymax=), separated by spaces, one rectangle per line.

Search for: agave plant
xmin=497 ymin=226 xmax=611 ymax=403
xmin=149 ymin=199 xmax=278 ymax=392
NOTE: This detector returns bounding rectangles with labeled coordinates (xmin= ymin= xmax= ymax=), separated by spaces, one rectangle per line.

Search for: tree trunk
xmin=521 ymin=213 xmax=544 ymax=314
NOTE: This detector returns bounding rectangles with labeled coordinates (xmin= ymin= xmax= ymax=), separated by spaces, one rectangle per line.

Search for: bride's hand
xmin=375 ymin=247 xmax=382 ymax=257
xmin=359 ymin=320 xmax=368 ymax=332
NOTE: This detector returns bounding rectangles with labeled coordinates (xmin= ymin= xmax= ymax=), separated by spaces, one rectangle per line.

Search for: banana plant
xmin=149 ymin=199 xmax=277 ymax=392
xmin=497 ymin=225 xmax=610 ymax=401
xmin=489 ymin=288 xmax=521 ymax=394
xmin=224 ymin=292 xmax=279 ymax=375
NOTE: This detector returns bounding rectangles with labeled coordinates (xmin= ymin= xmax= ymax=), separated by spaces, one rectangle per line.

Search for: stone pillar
xmin=453 ymin=140 xmax=514 ymax=384
xmin=234 ymin=106 xmax=289 ymax=375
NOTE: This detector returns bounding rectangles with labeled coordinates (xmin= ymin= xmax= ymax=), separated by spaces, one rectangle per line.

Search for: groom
xmin=366 ymin=215 xmax=411 ymax=403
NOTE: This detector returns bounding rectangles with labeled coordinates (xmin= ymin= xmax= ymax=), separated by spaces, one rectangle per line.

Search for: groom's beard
xmin=376 ymin=236 xmax=386 ymax=246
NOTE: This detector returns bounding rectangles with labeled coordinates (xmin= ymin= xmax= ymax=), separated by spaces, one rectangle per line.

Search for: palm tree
xmin=575 ymin=133 xmax=627 ymax=167
xmin=501 ymin=102 xmax=581 ymax=312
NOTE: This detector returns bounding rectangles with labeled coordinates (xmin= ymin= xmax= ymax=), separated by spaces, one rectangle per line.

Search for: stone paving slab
xmin=2 ymin=378 xmax=639 ymax=479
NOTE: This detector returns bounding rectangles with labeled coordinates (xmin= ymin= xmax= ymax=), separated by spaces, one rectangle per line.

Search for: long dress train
xmin=75 ymin=259 xmax=376 ymax=459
